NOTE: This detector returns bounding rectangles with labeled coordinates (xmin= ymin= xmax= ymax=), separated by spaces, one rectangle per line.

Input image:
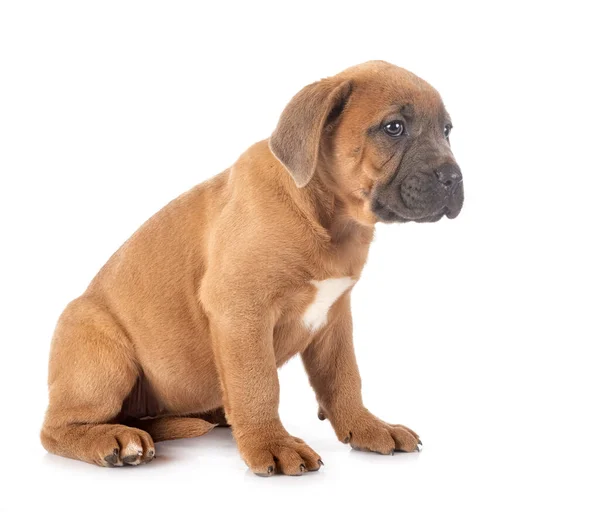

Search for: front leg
xmin=302 ymin=295 xmax=421 ymax=454
xmin=209 ymin=307 xmax=323 ymax=476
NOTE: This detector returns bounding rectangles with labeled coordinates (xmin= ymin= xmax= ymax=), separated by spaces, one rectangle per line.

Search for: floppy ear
xmin=269 ymin=78 xmax=353 ymax=188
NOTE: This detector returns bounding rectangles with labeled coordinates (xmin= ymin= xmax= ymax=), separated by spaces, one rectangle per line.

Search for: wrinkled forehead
xmin=343 ymin=66 xmax=446 ymax=126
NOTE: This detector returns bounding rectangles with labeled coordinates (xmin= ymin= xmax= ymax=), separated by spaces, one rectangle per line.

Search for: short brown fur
xmin=41 ymin=61 xmax=458 ymax=474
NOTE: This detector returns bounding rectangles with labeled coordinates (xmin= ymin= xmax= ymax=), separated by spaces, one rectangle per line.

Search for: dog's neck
xmin=258 ymin=139 xmax=374 ymax=250
xmin=291 ymin=171 xmax=374 ymax=248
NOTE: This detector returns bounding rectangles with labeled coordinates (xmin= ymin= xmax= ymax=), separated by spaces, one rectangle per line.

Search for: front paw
xmin=336 ymin=412 xmax=421 ymax=454
xmin=237 ymin=430 xmax=323 ymax=476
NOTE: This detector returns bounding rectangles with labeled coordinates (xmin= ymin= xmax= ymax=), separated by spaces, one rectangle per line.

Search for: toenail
xmin=318 ymin=459 xmax=324 ymax=466
xmin=267 ymin=465 xmax=274 ymax=474
xmin=104 ymin=452 xmax=119 ymax=465
xmin=299 ymin=464 xmax=306 ymax=472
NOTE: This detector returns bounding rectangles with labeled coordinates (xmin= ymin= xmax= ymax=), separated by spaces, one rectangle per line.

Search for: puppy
xmin=41 ymin=61 xmax=463 ymax=474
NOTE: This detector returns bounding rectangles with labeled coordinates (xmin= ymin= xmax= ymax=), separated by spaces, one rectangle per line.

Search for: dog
xmin=41 ymin=61 xmax=463 ymax=475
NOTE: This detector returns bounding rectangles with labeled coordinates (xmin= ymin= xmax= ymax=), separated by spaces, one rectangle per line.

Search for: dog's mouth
xmin=372 ymin=199 xmax=455 ymax=224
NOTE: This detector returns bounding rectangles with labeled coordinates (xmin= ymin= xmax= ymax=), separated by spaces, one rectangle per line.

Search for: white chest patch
xmin=302 ymin=277 xmax=355 ymax=332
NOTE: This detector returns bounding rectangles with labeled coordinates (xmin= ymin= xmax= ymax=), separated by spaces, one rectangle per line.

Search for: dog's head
xmin=269 ymin=61 xmax=463 ymax=225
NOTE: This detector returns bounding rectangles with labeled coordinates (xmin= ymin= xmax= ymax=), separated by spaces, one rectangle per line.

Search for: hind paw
xmin=95 ymin=426 xmax=155 ymax=467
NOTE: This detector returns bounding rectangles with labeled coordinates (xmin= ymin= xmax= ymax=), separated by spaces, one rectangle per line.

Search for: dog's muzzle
xmin=372 ymin=163 xmax=464 ymax=223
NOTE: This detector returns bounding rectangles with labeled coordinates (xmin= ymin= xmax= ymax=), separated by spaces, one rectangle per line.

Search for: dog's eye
xmin=444 ymin=124 xmax=452 ymax=138
xmin=384 ymin=120 xmax=404 ymax=137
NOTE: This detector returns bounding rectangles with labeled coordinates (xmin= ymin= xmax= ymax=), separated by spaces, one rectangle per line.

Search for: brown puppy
xmin=41 ymin=61 xmax=463 ymax=474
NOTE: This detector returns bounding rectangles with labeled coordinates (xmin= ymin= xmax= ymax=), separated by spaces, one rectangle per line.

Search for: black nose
xmin=434 ymin=164 xmax=462 ymax=190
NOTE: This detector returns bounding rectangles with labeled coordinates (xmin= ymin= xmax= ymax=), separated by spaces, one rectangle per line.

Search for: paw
xmin=95 ymin=426 xmax=155 ymax=467
xmin=338 ymin=413 xmax=421 ymax=454
xmin=239 ymin=434 xmax=323 ymax=476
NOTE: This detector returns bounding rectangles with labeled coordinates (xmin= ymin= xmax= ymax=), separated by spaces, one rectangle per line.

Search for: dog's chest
xmin=301 ymin=277 xmax=355 ymax=331
xmin=273 ymin=277 xmax=355 ymax=365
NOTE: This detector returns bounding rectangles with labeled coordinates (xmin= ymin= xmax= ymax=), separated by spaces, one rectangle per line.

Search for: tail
xmin=129 ymin=416 xmax=218 ymax=442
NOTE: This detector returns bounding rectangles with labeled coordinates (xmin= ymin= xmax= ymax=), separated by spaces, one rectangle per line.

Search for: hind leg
xmin=41 ymin=298 xmax=155 ymax=467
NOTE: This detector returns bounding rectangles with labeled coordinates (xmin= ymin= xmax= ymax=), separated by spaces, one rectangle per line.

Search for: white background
xmin=1 ymin=1 xmax=599 ymax=510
